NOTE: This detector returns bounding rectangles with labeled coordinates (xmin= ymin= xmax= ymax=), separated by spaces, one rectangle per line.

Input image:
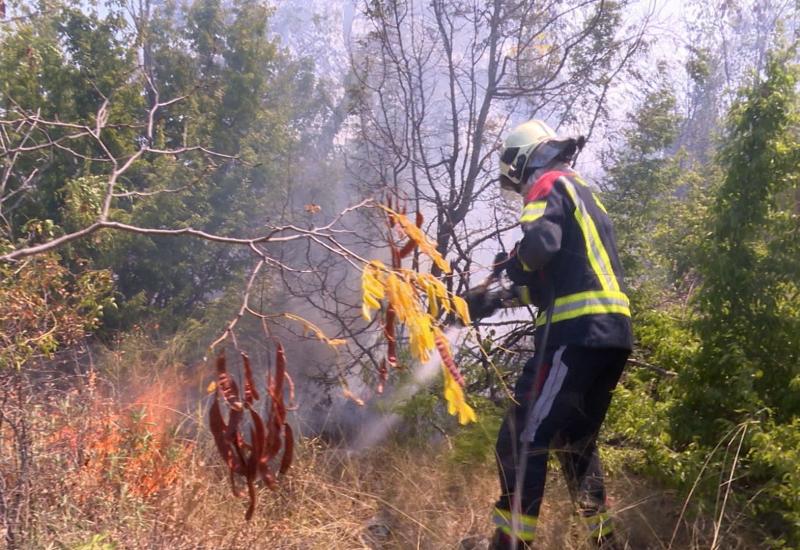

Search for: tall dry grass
xmin=0 ymin=353 xmax=767 ymax=550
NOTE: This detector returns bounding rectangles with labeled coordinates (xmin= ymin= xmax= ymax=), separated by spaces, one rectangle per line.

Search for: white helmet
xmin=499 ymin=120 xmax=585 ymax=193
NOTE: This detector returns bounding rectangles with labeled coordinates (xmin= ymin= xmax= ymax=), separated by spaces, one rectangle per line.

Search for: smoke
xmin=350 ymin=325 xmax=466 ymax=450
xmin=219 ymin=118 xmax=393 ymax=441
xmin=229 ymin=0 xmax=470 ymax=442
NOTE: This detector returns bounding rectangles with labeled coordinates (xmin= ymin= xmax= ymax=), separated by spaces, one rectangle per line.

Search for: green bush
xmin=607 ymin=52 xmax=800 ymax=546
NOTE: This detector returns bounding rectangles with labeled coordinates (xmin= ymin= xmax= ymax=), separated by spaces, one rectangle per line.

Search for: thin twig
xmin=710 ymin=423 xmax=749 ymax=550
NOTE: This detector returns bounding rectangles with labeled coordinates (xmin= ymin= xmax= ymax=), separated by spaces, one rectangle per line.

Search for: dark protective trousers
xmin=495 ymin=345 xmax=629 ymax=518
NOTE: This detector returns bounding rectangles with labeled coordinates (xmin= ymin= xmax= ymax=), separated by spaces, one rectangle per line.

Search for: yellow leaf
xmin=418 ymin=272 xmax=451 ymax=313
xmin=363 ymin=292 xmax=381 ymax=309
xmin=283 ymin=313 xmax=350 ymax=349
xmin=452 ymin=295 xmax=471 ymax=325
xmin=441 ymin=365 xmax=477 ymax=424
xmin=428 ymin=289 xmax=439 ymax=316
xmin=381 ymin=206 xmax=451 ymax=273
xmin=407 ymin=313 xmax=433 ymax=362
xmin=343 ymin=388 xmax=365 ymax=407
xmin=361 ymin=261 xmax=386 ymax=321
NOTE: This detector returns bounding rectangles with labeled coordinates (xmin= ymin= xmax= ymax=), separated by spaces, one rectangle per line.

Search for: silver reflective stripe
xmin=521 ymin=346 xmax=568 ymax=442
xmin=536 ymin=291 xmax=630 ymax=327
xmin=552 ymin=293 xmax=629 ymax=316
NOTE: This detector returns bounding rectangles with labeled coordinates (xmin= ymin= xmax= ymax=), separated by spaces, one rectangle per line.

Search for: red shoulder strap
xmin=525 ymin=170 xmax=570 ymax=202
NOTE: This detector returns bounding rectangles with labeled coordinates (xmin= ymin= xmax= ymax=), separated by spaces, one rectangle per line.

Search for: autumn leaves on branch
xmin=361 ymin=204 xmax=476 ymax=425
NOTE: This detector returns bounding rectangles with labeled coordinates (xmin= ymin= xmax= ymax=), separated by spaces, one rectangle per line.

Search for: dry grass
xmin=0 ymin=361 xmax=766 ymax=550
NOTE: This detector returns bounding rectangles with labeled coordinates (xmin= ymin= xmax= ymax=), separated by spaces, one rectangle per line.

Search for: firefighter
xmin=467 ymin=120 xmax=633 ymax=549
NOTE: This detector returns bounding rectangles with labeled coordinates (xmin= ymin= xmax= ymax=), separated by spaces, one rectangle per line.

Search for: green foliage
xmin=603 ymin=48 xmax=800 ymax=545
xmin=449 ymin=397 xmax=503 ymax=466
xmin=0 ymin=255 xmax=114 ymax=368
xmin=635 ymin=306 xmax=699 ymax=373
xmin=669 ymin=53 xmax=800 ymax=544
xmin=674 ymin=53 xmax=800 ymax=439
xmin=62 ymin=176 xmax=109 ymax=230
xmin=686 ymin=47 xmax=712 ymax=86
xmin=1 ymin=0 xmax=333 ymax=334
xmin=603 ymin=83 xmax=688 ymax=289
xmin=391 ymin=384 xmax=502 ymax=468
xmin=390 ymin=351 xmax=504 ymax=461
xmin=394 ymin=389 xmax=442 ymax=443
xmin=0 ymin=3 xmax=140 ymax=232
xmin=98 ymin=0 xmax=293 ymax=328
xmin=569 ymin=0 xmax=624 ymax=73
xmin=748 ymin=417 xmax=800 ymax=545
xmin=604 ymin=307 xmax=688 ymax=482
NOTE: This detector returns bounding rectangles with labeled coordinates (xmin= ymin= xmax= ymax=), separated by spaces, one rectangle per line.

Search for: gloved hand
xmin=462 ymin=286 xmax=502 ymax=320
xmin=504 ymin=243 xmax=551 ymax=308
xmin=505 ymin=242 xmax=533 ymax=286
xmin=490 ymin=251 xmax=510 ymax=278
xmin=511 ymin=281 xmax=548 ymax=309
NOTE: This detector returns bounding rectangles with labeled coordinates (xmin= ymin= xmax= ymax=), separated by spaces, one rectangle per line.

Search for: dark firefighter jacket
xmin=511 ymin=169 xmax=633 ymax=350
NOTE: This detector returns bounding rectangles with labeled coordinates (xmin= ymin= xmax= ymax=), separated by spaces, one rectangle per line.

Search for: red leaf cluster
xmin=379 ymin=197 xmax=424 ymax=390
xmin=435 ymin=333 xmax=465 ymax=387
xmin=208 ymin=345 xmax=294 ymax=520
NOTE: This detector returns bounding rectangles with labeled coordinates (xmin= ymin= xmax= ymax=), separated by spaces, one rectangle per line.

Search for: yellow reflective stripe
xmin=573 ymin=175 xmax=590 ymax=187
xmin=522 ymin=200 xmax=547 ymax=214
xmin=493 ymin=507 xmax=538 ymax=527
xmin=593 ymin=193 xmax=608 ymax=214
xmin=517 ymin=286 xmax=532 ymax=305
xmin=585 ymin=211 xmax=619 ymax=291
xmin=560 ymin=180 xmax=609 ymax=290
xmin=581 ymin=512 xmax=613 ymax=537
xmin=519 ymin=200 xmax=547 ymax=224
xmin=493 ymin=507 xmax=537 ymax=540
xmin=553 ymin=289 xmax=628 ymax=306
xmin=559 ymin=177 xmax=619 ymax=292
xmin=519 ymin=213 xmax=543 ymax=223
xmin=581 ymin=511 xmax=611 ymax=523
xmin=573 ymin=175 xmax=608 ymax=213
xmin=597 ymin=522 xmax=614 ymax=537
xmin=535 ymin=290 xmax=630 ymax=327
